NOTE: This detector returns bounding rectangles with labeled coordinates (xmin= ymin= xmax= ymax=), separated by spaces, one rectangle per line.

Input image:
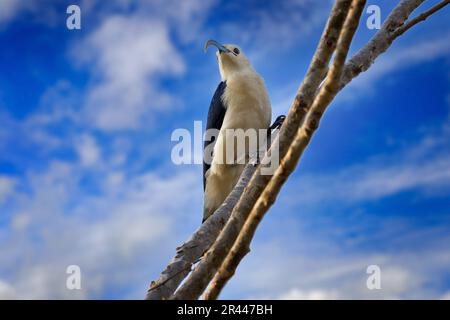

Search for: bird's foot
xmin=269 ymin=115 xmax=286 ymax=130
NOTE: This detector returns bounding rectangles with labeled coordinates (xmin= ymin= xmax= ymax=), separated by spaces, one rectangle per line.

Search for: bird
xmin=202 ymin=39 xmax=272 ymax=223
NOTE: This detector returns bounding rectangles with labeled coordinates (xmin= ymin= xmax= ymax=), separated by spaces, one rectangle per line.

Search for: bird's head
xmin=204 ymin=39 xmax=252 ymax=80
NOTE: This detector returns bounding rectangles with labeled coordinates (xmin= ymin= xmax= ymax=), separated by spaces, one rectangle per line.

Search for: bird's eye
xmin=233 ymin=48 xmax=240 ymax=55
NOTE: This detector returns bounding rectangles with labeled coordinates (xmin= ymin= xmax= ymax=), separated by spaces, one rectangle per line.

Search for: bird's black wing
xmin=203 ymin=81 xmax=227 ymax=190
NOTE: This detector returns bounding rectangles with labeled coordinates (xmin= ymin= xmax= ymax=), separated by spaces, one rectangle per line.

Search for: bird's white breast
xmin=222 ymin=69 xmax=271 ymax=130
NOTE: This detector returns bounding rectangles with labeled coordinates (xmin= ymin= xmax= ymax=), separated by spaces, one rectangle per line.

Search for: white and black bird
xmin=202 ymin=39 xmax=272 ymax=223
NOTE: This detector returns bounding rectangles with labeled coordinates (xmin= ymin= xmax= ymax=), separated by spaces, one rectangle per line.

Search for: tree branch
xmin=340 ymin=0 xmax=426 ymax=89
xmin=171 ymin=0 xmax=354 ymax=300
xmin=203 ymin=0 xmax=367 ymax=300
xmin=203 ymin=0 xmax=449 ymax=299
xmin=146 ymin=0 xmax=447 ymax=300
xmin=392 ymin=0 xmax=449 ymax=38
xmin=145 ymin=162 xmax=257 ymax=300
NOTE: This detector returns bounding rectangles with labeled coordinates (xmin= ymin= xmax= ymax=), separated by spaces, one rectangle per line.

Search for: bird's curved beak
xmin=204 ymin=39 xmax=231 ymax=54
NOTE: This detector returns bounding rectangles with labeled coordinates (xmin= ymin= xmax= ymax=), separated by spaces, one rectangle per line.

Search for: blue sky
xmin=0 ymin=0 xmax=449 ymax=299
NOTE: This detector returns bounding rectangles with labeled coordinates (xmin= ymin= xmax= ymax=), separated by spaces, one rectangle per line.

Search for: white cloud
xmin=0 ymin=1 xmax=61 ymax=28
xmin=76 ymin=15 xmax=185 ymax=131
xmin=224 ymin=236 xmax=450 ymax=300
xmin=441 ymin=291 xmax=450 ymax=300
xmin=291 ymin=123 xmax=450 ymax=206
xmin=366 ymin=34 xmax=450 ymax=82
xmin=0 ymin=176 xmax=15 ymax=205
xmin=140 ymin=0 xmax=217 ymax=43
xmin=278 ymin=288 xmax=338 ymax=300
xmin=0 ymin=81 xmax=82 ymax=159
xmin=217 ymin=0 xmax=330 ymax=58
xmin=338 ymin=34 xmax=450 ymax=103
xmin=0 ymin=0 xmax=216 ymax=156
xmin=0 ymin=0 xmax=28 ymax=24
xmin=296 ymin=153 xmax=450 ymax=206
xmin=10 ymin=212 xmax=30 ymax=232
xmin=0 ymin=160 xmax=201 ymax=299
xmin=0 ymin=280 xmax=16 ymax=299
xmin=0 ymin=3 xmax=213 ymax=298
xmin=75 ymin=134 xmax=101 ymax=167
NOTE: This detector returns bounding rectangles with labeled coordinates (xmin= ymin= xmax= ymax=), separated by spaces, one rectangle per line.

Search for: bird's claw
xmin=269 ymin=115 xmax=286 ymax=130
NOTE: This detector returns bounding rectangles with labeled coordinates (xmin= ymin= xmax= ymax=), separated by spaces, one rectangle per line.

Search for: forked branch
xmin=146 ymin=0 xmax=449 ymax=300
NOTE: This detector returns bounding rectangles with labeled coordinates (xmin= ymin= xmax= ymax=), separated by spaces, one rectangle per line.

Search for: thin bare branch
xmin=393 ymin=0 xmax=449 ymax=37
